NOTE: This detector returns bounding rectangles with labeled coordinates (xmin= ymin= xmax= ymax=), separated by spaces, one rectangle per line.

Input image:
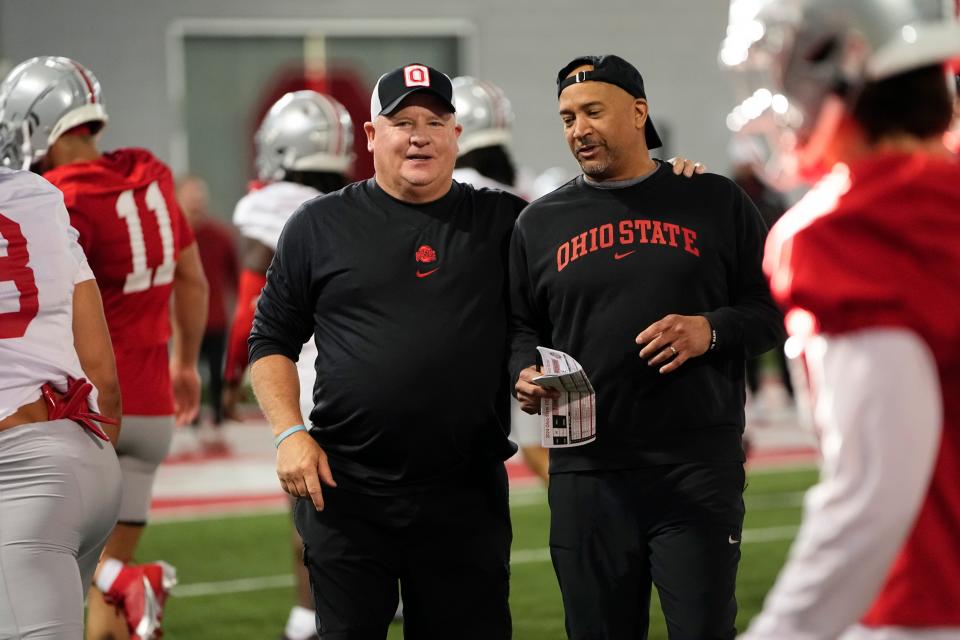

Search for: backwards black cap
xmin=556 ymin=54 xmax=663 ymax=150
xmin=370 ymin=63 xmax=455 ymax=121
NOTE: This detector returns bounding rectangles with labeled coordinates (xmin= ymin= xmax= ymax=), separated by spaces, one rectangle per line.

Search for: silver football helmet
xmin=452 ymin=76 xmax=514 ymax=157
xmin=0 ymin=56 xmax=108 ymax=169
xmin=720 ymin=0 xmax=960 ymax=187
xmin=255 ymin=90 xmax=354 ymax=182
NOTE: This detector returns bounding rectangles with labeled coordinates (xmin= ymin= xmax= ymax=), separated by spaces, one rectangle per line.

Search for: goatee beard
xmin=580 ymin=159 xmax=610 ymax=179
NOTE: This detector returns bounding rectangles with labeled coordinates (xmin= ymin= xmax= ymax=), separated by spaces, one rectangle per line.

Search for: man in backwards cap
xmin=248 ymin=63 xmax=524 ymax=638
xmin=510 ymin=54 xmax=784 ymax=639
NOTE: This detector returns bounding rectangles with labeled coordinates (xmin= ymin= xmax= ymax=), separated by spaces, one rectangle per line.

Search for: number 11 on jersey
xmin=116 ymin=181 xmax=176 ymax=294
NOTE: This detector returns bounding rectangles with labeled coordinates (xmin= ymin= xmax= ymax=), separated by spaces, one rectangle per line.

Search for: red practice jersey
xmin=192 ymin=218 xmax=238 ymax=332
xmin=766 ymin=152 xmax=960 ymax=627
xmin=45 ymin=148 xmax=195 ymax=415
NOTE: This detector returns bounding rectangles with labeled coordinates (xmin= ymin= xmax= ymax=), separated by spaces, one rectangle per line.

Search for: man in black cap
xmin=509 ymin=54 xmax=784 ymax=639
xmin=247 ymin=63 xmax=524 ymax=639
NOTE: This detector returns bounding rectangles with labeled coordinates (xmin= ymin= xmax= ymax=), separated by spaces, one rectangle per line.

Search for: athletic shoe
xmin=104 ymin=561 xmax=177 ymax=640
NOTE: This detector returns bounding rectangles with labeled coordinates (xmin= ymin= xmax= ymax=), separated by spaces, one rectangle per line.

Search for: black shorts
xmin=549 ymin=462 xmax=745 ymax=640
xmin=295 ymin=461 xmax=512 ymax=640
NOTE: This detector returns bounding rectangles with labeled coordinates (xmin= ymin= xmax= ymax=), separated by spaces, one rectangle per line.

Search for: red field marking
xmin=152 ymin=442 xmax=817 ymax=518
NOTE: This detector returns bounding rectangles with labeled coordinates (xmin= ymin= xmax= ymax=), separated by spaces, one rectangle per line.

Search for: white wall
xmin=0 ymin=0 xmax=736 ymax=179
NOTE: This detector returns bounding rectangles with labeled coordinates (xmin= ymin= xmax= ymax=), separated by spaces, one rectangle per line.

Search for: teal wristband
xmin=274 ymin=424 xmax=307 ymax=448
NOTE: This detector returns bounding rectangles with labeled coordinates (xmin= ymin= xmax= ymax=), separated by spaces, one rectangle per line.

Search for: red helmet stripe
xmin=70 ymin=61 xmax=97 ymax=104
xmin=481 ymin=79 xmax=506 ymax=129
xmin=330 ymin=98 xmax=343 ymax=156
xmin=318 ymin=95 xmax=341 ymax=156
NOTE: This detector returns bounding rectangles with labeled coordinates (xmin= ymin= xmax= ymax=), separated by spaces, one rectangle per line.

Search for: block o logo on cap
xmin=404 ymin=64 xmax=431 ymax=88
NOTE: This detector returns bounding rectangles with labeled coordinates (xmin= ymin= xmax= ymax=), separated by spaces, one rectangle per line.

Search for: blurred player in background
xmin=0 ymin=56 xmax=208 ymax=640
xmin=222 ymin=89 xmax=353 ymax=640
xmin=0 ymin=154 xmax=121 ymax=638
xmin=721 ymin=0 xmax=960 ymax=637
xmin=452 ymin=75 xmax=525 ymax=195
xmin=177 ymin=174 xmax=238 ymax=450
xmin=729 ymin=139 xmax=793 ymax=418
xmin=451 ymin=75 xmax=550 ymax=483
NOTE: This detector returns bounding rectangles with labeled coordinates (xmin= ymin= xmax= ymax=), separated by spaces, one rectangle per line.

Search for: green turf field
xmin=140 ymin=466 xmax=818 ymax=639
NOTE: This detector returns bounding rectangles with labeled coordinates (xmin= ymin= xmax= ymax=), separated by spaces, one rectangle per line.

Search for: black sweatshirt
xmin=508 ymin=163 xmax=784 ymax=471
xmin=250 ymin=178 xmax=525 ymax=493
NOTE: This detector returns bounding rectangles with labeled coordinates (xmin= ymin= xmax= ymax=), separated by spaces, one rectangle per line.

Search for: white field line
xmin=745 ymin=491 xmax=806 ymax=509
xmin=175 ymin=574 xmax=295 ymax=597
xmin=510 ymin=489 xmax=546 ymax=507
xmin=511 ymin=489 xmax=807 ymax=510
xmin=172 ymin=524 xmax=799 ymax=599
xmin=153 ymin=488 xmax=807 ymax=525
xmin=748 ymin=462 xmax=817 ymax=475
xmin=741 ymin=524 xmax=800 ymax=543
xmin=152 ymin=506 xmax=289 ymax=525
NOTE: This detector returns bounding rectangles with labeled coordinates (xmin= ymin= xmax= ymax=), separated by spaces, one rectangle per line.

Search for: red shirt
xmin=45 ymin=148 xmax=195 ymax=415
xmin=766 ymin=152 xmax=960 ymax=627
xmin=192 ymin=218 xmax=238 ymax=331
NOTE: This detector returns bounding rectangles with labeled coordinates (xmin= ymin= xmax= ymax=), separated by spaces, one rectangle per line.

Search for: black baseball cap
xmin=556 ymin=54 xmax=663 ymax=150
xmin=369 ymin=63 xmax=456 ymax=120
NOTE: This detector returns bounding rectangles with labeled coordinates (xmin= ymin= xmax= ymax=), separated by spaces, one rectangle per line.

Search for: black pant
xmin=295 ymin=462 xmax=512 ymax=640
xmin=549 ymin=463 xmax=745 ymax=640
xmin=199 ymin=330 xmax=226 ymax=424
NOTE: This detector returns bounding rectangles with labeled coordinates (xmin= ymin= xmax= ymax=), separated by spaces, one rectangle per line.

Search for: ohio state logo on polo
xmin=404 ymin=64 xmax=431 ymax=87
xmin=415 ymin=244 xmax=439 ymax=278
